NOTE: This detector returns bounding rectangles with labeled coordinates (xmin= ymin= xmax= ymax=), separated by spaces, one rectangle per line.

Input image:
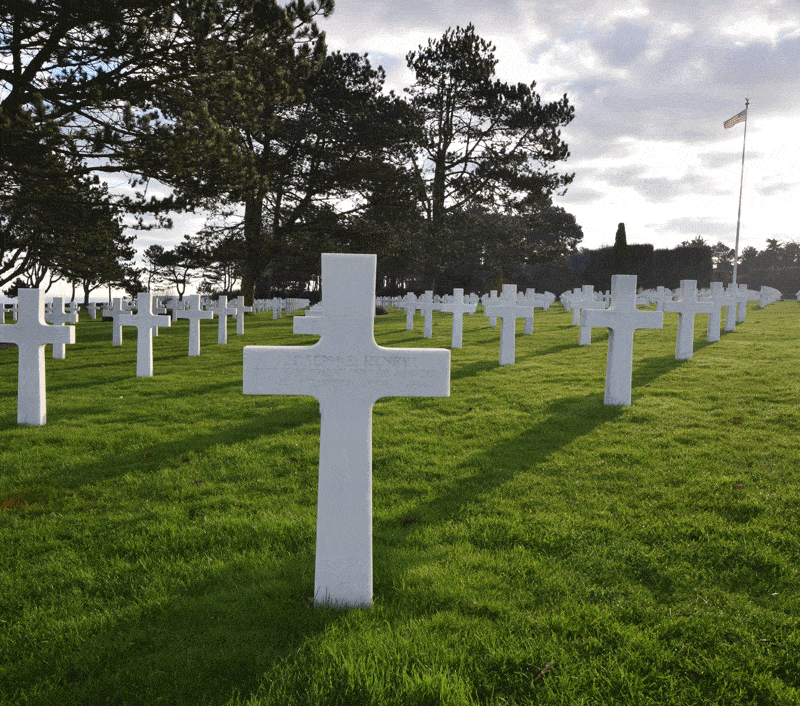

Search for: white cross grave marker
xmin=244 ymin=254 xmax=450 ymax=607
xmin=210 ymin=295 xmax=236 ymax=344
xmin=437 ymin=287 xmax=477 ymax=348
xmin=229 ymin=296 xmax=252 ymax=335
xmin=86 ymin=302 xmax=100 ymax=320
xmin=398 ymin=293 xmax=420 ymax=331
xmin=108 ymin=298 xmax=132 ymax=346
xmin=483 ymin=290 xmax=498 ymax=326
xmin=0 ymin=289 xmax=75 ymax=425
xmin=701 ymin=282 xmax=731 ymax=342
xmin=724 ymin=284 xmax=738 ymax=332
xmin=663 ymin=280 xmax=715 ymax=360
xmin=582 ymin=275 xmax=663 ymax=406
xmin=483 ymin=284 xmax=526 ymax=366
xmin=175 ymin=294 xmax=213 ymax=356
xmin=577 ymin=286 xmax=607 ymax=346
xmin=417 ymin=291 xmax=437 ymax=339
xmin=648 ymin=286 xmax=673 ymax=311
xmin=122 ymin=292 xmax=171 ymax=377
xmin=735 ymin=284 xmax=760 ymax=323
xmin=44 ymin=297 xmax=78 ymax=359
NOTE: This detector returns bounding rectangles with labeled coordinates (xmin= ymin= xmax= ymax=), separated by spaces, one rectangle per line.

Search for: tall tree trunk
xmin=240 ymin=187 xmax=265 ymax=306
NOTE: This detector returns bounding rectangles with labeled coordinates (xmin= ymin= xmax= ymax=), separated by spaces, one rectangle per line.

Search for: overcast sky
xmin=312 ymin=0 xmax=799 ymax=253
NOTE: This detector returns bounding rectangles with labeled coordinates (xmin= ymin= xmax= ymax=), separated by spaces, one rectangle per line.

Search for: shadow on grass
xmin=11 ymin=555 xmax=342 ymax=706
xmin=393 ymin=392 xmax=622 ymax=527
xmin=7 ymin=400 xmax=321 ymax=490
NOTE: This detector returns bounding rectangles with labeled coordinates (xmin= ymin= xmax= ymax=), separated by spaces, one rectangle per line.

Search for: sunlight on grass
xmin=1 ymin=303 xmax=798 ymax=705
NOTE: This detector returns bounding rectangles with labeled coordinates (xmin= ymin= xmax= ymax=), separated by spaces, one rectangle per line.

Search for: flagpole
xmin=731 ymin=98 xmax=749 ymax=286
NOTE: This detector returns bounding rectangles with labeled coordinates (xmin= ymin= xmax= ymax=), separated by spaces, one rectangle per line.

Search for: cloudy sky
xmin=312 ymin=0 xmax=799 ymax=253
xmin=68 ymin=0 xmax=798 ymax=301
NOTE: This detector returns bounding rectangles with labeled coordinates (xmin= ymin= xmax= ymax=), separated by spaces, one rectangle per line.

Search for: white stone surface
xmin=0 ymin=289 xmax=75 ymax=425
xmin=108 ymin=298 xmax=131 ymax=346
xmin=244 ymin=253 xmax=450 ymax=607
xmin=576 ymin=286 xmax=607 ymax=346
xmin=663 ymin=280 xmax=715 ymax=360
xmin=437 ymin=288 xmax=477 ymax=348
xmin=175 ymin=294 xmax=213 ymax=356
xmin=483 ymin=290 xmax=498 ymax=326
xmin=44 ymin=297 xmax=78 ymax=359
xmin=399 ymin=293 xmax=421 ymax=331
xmin=759 ymin=286 xmax=782 ymax=308
xmin=483 ymin=284 xmax=525 ymax=366
xmin=227 ymin=296 xmax=252 ymax=335
xmin=86 ymin=302 xmax=100 ymax=320
xmin=735 ymin=284 xmax=760 ymax=322
xmin=700 ymin=282 xmax=731 ymax=343
xmin=210 ymin=296 xmax=236 ymax=344
xmin=582 ymin=275 xmax=663 ymax=406
xmin=417 ymin=291 xmax=437 ymax=339
xmin=122 ymin=292 xmax=171 ymax=377
xmin=647 ymin=286 xmax=673 ymax=311
xmin=724 ymin=285 xmax=738 ymax=332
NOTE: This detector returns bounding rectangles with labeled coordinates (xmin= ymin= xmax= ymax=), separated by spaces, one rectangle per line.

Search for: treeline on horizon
xmin=2 ymin=2 xmax=796 ymax=304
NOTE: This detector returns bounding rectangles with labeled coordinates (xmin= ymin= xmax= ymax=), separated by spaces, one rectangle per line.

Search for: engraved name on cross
xmin=244 ymin=254 xmax=450 ymax=607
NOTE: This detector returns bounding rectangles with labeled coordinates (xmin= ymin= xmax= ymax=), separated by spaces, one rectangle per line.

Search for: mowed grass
xmin=0 ymin=301 xmax=798 ymax=705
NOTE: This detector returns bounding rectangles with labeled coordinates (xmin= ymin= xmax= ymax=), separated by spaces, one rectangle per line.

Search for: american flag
xmin=724 ymin=109 xmax=747 ymax=129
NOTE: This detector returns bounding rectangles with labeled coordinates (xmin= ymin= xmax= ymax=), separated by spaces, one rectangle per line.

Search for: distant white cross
xmin=663 ymin=280 xmax=715 ymax=360
xmin=228 ymin=295 xmax=252 ymax=335
xmin=701 ymin=282 xmax=731 ymax=342
xmin=44 ymin=297 xmax=78 ymax=359
xmin=482 ymin=290 xmax=498 ymax=326
xmin=175 ymin=294 xmax=213 ymax=356
xmin=398 ymin=293 xmax=420 ymax=331
xmin=437 ymin=287 xmax=476 ymax=348
xmin=724 ymin=284 xmax=738 ymax=332
xmin=582 ymin=275 xmax=663 ymax=406
xmin=210 ymin=295 xmax=236 ymax=344
xmin=122 ymin=292 xmax=171 ymax=377
xmin=416 ymin=291 xmax=438 ymax=339
xmin=0 ymin=289 xmax=75 ymax=425
xmin=574 ymin=285 xmax=606 ymax=346
xmin=244 ymin=253 xmax=450 ymax=607
xmin=108 ymin=298 xmax=132 ymax=346
xmin=483 ymin=284 xmax=526 ymax=366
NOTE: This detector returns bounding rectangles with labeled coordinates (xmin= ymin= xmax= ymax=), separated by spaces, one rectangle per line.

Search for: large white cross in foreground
xmin=244 ymin=254 xmax=451 ymax=607
xmin=0 ymin=289 xmax=75 ymax=425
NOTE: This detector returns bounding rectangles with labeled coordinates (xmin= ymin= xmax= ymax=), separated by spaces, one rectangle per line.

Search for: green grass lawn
xmin=1 ymin=302 xmax=798 ymax=705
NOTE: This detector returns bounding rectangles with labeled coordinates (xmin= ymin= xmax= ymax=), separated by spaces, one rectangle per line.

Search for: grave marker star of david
xmin=0 ymin=289 xmax=75 ymax=425
xmin=582 ymin=275 xmax=663 ymax=406
xmin=244 ymin=254 xmax=450 ymax=607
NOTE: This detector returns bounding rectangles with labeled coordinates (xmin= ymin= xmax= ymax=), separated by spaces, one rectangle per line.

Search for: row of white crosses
xmin=0 ymin=291 xmax=258 ymax=425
